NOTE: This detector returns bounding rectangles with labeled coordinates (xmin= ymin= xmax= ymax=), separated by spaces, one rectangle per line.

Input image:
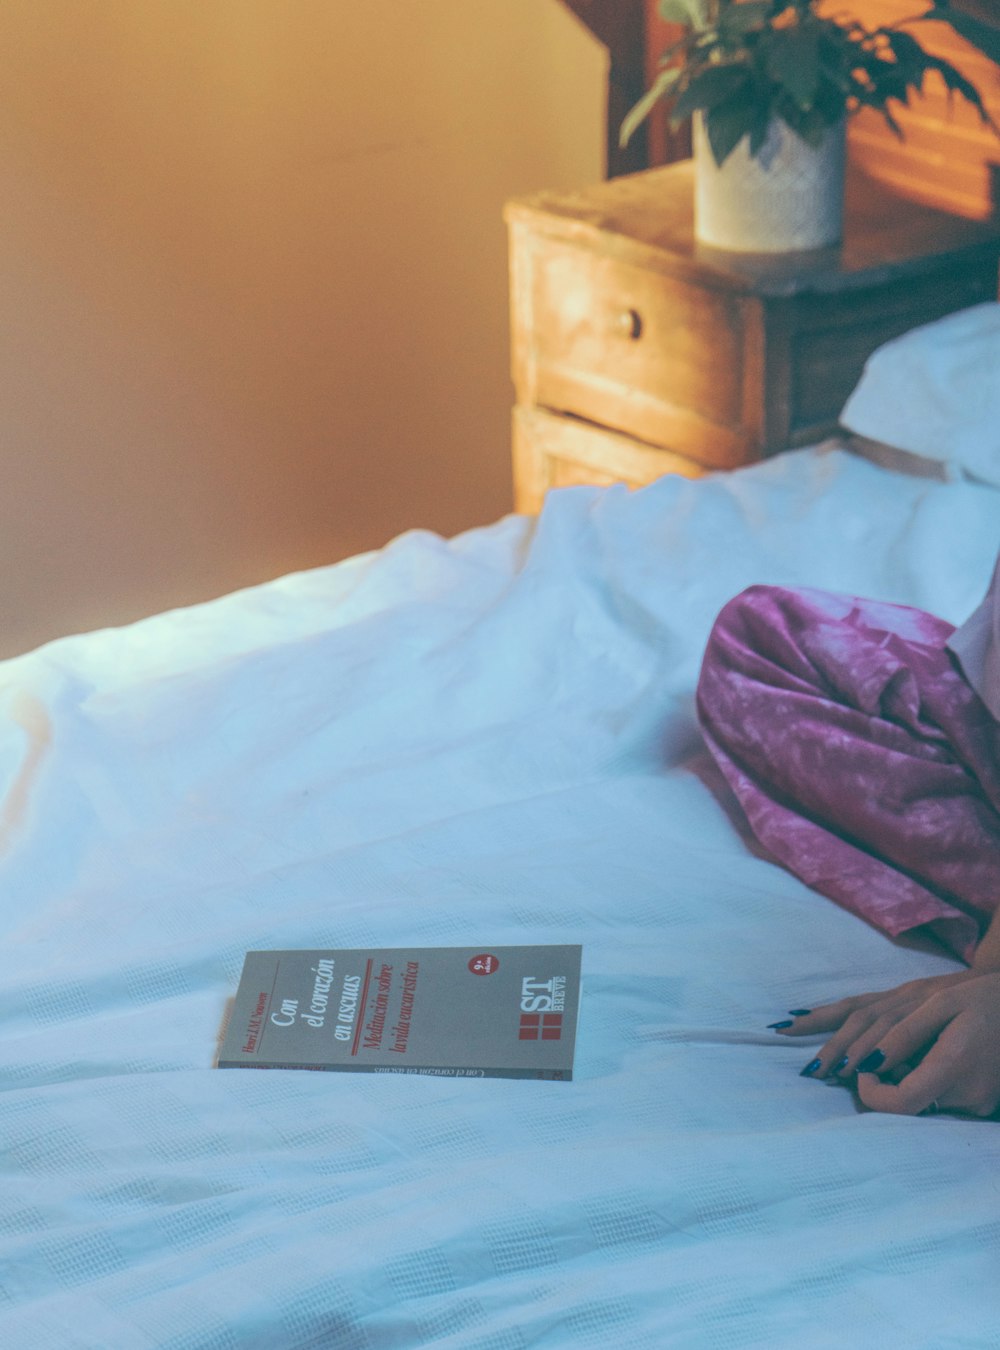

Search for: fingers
xmin=787 ymin=1001 xmax=918 ymax=1080
xmin=810 ymin=1007 xmax=911 ymax=1081
xmin=855 ymin=1066 xmax=947 ymax=1117
xmin=854 ymin=999 xmax=964 ymax=1116
xmin=771 ymin=973 xmax=974 ymax=1048
xmin=768 ymin=994 xmax=885 ymax=1038
xmin=778 ymin=980 xmax=961 ymax=1080
xmin=783 ymin=972 xmax=1000 ymax=1118
xmin=768 ymin=999 xmax=888 ymax=1084
xmin=884 ymin=1060 xmax=918 ymax=1085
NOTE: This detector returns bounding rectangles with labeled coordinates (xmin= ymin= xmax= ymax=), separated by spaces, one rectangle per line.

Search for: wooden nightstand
xmin=505 ymin=160 xmax=1000 ymax=513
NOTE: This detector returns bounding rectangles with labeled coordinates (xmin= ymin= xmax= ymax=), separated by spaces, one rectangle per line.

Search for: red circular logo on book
xmin=468 ymin=953 xmax=499 ymax=976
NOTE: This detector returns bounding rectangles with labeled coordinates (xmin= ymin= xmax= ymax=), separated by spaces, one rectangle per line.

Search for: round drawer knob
xmin=616 ymin=308 xmax=643 ymax=340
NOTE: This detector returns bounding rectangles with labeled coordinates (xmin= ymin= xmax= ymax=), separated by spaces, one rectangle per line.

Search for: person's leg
xmin=695 ymin=585 xmax=1000 ymax=962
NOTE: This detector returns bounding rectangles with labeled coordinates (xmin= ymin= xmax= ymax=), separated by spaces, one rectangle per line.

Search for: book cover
xmin=217 ymin=944 xmax=582 ymax=1080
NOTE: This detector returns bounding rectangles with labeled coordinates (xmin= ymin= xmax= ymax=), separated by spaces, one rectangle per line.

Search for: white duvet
xmin=3 ymin=444 xmax=1000 ymax=1349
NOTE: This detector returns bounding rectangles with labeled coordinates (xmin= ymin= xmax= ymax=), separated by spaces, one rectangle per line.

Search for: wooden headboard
xmin=566 ymin=0 xmax=1000 ymax=219
xmin=845 ymin=0 xmax=1000 ymax=219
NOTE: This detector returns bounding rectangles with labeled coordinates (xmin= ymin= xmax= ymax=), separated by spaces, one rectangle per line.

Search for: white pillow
xmin=839 ymin=302 xmax=1000 ymax=488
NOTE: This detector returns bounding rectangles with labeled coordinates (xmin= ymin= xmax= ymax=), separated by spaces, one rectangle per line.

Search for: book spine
xmin=217 ymin=1059 xmax=571 ymax=1080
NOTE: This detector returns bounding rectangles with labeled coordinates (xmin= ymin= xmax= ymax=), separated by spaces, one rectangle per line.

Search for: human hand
xmin=855 ymin=973 xmax=1000 ymax=1118
xmin=771 ymin=971 xmax=1000 ymax=1117
xmin=769 ymin=970 xmax=976 ymax=1077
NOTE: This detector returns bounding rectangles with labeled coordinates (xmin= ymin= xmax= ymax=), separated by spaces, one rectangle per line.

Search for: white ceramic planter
xmin=693 ymin=113 xmax=845 ymax=253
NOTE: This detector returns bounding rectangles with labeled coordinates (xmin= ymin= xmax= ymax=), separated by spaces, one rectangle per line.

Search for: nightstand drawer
xmin=510 ymin=225 xmax=754 ymax=469
xmin=512 ymin=405 xmax=705 ymax=514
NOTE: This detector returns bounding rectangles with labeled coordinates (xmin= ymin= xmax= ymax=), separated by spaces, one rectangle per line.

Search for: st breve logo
xmin=519 ymin=973 xmax=567 ymax=1041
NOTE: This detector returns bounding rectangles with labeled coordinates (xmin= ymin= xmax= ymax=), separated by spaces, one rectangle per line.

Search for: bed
xmin=3 ymin=308 xmax=1000 ymax=1348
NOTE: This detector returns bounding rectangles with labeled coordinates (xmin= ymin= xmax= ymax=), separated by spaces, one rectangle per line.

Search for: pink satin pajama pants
xmin=695 ymin=586 xmax=1000 ymax=962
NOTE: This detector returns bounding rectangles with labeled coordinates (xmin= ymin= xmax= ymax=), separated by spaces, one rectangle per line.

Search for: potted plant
xmin=621 ymin=0 xmax=1000 ymax=252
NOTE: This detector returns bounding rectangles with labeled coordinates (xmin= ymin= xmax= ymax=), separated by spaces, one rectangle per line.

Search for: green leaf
xmin=619 ymin=67 xmax=683 ymax=148
xmin=718 ymin=1 xmax=772 ymax=44
xmin=851 ymin=42 xmax=917 ymax=105
xmin=852 ymin=85 xmax=906 ymax=139
xmin=703 ymin=90 xmax=760 ymax=165
xmin=672 ymin=62 xmax=752 ymax=124
xmin=654 ymin=34 xmax=697 ymax=69
xmin=923 ymin=5 xmax=1000 ymax=65
xmin=816 ymin=28 xmax=854 ymax=94
xmin=923 ymin=52 xmax=998 ymax=132
xmin=787 ymin=104 xmax=838 ymax=148
xmin=881 ymin=102 xmax=905 ymax=140
xmin=763 ymin=26 xmax=822 ymax=110
xmin=747 ymin=102 xmax=773 ymax=157
xmin=883 ymin=28 xmax=930 ymax=73
xmin=928 ymin=52 xmax=985 ymax=108
xmin=878 ymin=63 xmax=917 ymax=103
xmin=658 ymin=0 xmax=711 ymax=28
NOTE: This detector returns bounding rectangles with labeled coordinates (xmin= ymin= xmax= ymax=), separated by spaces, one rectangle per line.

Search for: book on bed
xmin=217 ymin=944 xmax=582 ymax=1080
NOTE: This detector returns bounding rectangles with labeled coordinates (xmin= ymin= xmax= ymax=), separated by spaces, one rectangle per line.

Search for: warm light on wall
xmin=0 ymin=1 xmax=605 ymax=658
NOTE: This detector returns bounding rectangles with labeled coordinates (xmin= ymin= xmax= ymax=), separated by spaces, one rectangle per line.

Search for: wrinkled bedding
xmin=3 ymin=444 xmax=1000 ymax=1349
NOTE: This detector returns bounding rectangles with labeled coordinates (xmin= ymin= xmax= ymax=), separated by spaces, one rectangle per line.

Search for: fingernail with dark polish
xmin=855 ymin=1049 xmax=885 ymax=1074
xmin=832 ymin=1056 xmax=849 ymax=1074
xmin=800 ymin=1058 xmax=822 ymax=1077
xmin=789 ymin=1009 xmax=812 ymax=1017
xmin=767 ymin=1020 xmax=794 ymax=1030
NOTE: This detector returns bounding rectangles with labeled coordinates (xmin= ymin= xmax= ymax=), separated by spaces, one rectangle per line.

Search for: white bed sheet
xmin=3 ymin=444 xmax=1000 ymax=1349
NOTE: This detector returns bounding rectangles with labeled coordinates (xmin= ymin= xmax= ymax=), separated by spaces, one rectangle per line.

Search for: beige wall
xmin=0 ymin=1 xmax=604 ymax=658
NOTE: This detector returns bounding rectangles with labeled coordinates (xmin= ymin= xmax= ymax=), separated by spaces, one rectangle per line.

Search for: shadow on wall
xmin=0 ymin=0 xmax=605 ymax=658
